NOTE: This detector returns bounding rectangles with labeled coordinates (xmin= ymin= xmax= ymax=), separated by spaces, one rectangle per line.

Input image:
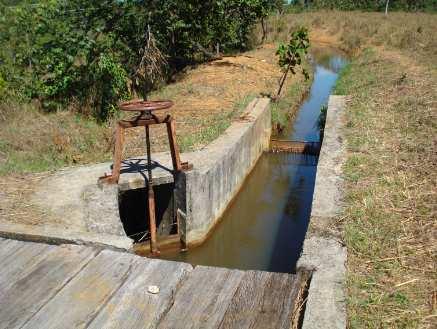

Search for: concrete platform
xmin=0 ymin=237 xmax=310 ymax=329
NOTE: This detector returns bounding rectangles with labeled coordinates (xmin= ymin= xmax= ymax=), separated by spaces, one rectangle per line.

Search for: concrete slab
xmin=0 ymin=221 xmax=132 ymax=251
xmin=298 ymin=95 xmax=348 ymax=329
xmin=298 ymin=237 xmax=347 ymax=329
xmin=310 ymin=96 xmax=346 ymax=222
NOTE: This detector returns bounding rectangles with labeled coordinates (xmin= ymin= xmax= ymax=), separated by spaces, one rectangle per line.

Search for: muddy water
xmin=162 ymin=47 xmax=348 ymax=273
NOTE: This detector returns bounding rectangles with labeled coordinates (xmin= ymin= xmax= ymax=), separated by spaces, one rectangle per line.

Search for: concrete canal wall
xmin=297 ymin=95 xmax=347 ymax=329
xmin=182 ymin=97 xmax=271 ymax=244
xmin=117 ymin=97 xmax=271 ymax=245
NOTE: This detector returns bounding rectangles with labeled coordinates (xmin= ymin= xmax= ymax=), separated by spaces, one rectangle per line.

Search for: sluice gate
xmin=269 ymin=139 xmax=321 ymax=156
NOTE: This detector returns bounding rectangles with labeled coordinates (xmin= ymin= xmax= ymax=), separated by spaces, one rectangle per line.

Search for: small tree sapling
xmin=275 ymin=27 xmax=310 ymax=99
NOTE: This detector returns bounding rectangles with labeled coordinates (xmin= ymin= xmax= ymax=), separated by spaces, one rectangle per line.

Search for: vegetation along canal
xmin=162 ymin=47 xmax=348 ymax=273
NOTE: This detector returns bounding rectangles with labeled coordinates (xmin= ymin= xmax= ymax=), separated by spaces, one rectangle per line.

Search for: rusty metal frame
xmin=99 ymin=100 xmax=190 ymax=256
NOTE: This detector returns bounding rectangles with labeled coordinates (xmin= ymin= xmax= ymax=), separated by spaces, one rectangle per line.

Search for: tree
xmin=275 ymin=27 xmax=310 ymax=99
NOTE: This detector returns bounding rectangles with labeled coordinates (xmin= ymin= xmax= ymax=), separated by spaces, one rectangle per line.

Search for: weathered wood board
xmin=219 ymin=270 xmax=309 ymax=329
xmin=0 ymin=239 xmax=310 ymax=329
xmin=0 ymin=240 xmax=55 ymax=292
xmin=157 ymin=266 xmax=246 ymax=329
xmin=20 ymin=249 xmax=136 ymax=329
xmin=0 ymin=244 xmax=97 ymax=329
xmin=87 ymin=259 xmax=193 ymax=329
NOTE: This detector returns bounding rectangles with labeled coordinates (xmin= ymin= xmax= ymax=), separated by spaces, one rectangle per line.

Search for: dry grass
xmin=336 ymin=47 xmax=436 ymax=329
xmin=128 ymin=44 xmax=307 ymax=154
xmin=0 ymin=102 xmax=113 ymax=175
xmin=263 ymin=11 xmax=437 ymax=64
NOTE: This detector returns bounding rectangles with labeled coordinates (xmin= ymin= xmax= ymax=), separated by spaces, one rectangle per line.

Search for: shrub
xmin=0 ymin=0 xmax=275 ymax=120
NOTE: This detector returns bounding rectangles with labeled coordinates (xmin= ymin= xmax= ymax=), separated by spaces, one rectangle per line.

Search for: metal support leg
xmin=112 ymin=123 xmax=124 ymax=183
xmin=166 ymin=117 xmax=182 ymax=172
xmin=145 ymin=125 xmax=159 ymax=256
xmin=99 ymin=123 xmax=124 ymax=184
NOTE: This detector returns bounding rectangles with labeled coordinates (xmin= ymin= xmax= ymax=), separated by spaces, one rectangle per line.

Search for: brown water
xmin=162 ymin=47 xmax=348 ymax=273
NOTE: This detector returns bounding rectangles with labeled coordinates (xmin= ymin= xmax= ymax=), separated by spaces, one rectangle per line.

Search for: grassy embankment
xmin=265 ymin=11 xmax=436 ymax=328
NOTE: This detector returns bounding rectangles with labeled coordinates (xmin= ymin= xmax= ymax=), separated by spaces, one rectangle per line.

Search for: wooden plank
xmin=270 ymin=140 xmax=321 ymax=155
xmin=21 ymin=249 xmax=137 ymax=329
xmin=157 ymin=266 xmax=245 ymax=329
xmin=0 ymin=240 xmax=55 ymax=291
xmin=219 ymin=270 xmax=310 ymax=329
xmin=88 ymin=258 xmax=193 ymax=329
xmin=0 ymin=244 xmax=97 ymax=329
xmin=0 ymin=238 xmax=28 ymax=260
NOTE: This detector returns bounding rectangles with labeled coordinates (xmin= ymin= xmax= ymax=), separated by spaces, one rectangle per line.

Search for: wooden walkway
xmin=0 ymin=238 xmax=310 ymax=329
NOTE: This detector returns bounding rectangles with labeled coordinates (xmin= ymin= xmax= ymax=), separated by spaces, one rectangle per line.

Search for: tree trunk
xmin=261 ymin=17 xmax=267 ymax=43
xmin=276 ymin=66 xmax=289 ymax=99
xmin=385 ymin=0 xmax=390 ymax=16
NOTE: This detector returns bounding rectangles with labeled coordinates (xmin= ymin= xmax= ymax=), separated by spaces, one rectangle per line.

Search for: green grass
xmin=0 ymin=102 xmax=112 ymax=175
xmin=334 ymin=48 xmax=436 ymax=328
xmin=178 ymin=93 xmax=256 ymax=152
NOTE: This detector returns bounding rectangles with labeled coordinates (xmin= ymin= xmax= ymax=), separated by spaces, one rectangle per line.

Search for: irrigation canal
xmin=161 ymin=46 xmax=348 ymax=273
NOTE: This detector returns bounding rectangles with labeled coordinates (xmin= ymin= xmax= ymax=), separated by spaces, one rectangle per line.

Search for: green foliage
xmin=0 ymin=0 xmax=272 ymax=120
xmin=275 ymin=27 xmax=310 ymax=98
xmin=276 ymin=27 xmax=310 ymax=77
xmin=317 ymin=104 xmax=328 ymax=132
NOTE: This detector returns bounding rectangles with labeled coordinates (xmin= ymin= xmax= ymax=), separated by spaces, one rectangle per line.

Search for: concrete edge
xmin=0 ymin=222 xmax=133 ymax=252
xmin=297 ymin=95 xmax=348 ymax=329
xmin=184 ymin=97 xmax=271 ymax=243
xmin=183 ymin=148 xmax=265 ymax=247
xmin=298 ymin=237 xmax=347 ymax=329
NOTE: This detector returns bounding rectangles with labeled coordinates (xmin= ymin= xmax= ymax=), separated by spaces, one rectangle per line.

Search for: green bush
xmin=0 ymin=0 xmax=275 ymax=120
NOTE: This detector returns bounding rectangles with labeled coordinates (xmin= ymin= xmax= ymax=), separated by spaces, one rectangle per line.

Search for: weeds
xmin=317 ymin=104 xmax=328 ymax=141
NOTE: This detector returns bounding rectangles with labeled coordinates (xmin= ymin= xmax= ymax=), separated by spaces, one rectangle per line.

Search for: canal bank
xmin=297 ymin=95 xmax=348 ymax=329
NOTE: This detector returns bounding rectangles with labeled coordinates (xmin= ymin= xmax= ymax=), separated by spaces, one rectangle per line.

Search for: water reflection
xmin=161 ymin=47 xmax=348 ymax=272
xmin=282 ymin=47 xmax=348 ymax=142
